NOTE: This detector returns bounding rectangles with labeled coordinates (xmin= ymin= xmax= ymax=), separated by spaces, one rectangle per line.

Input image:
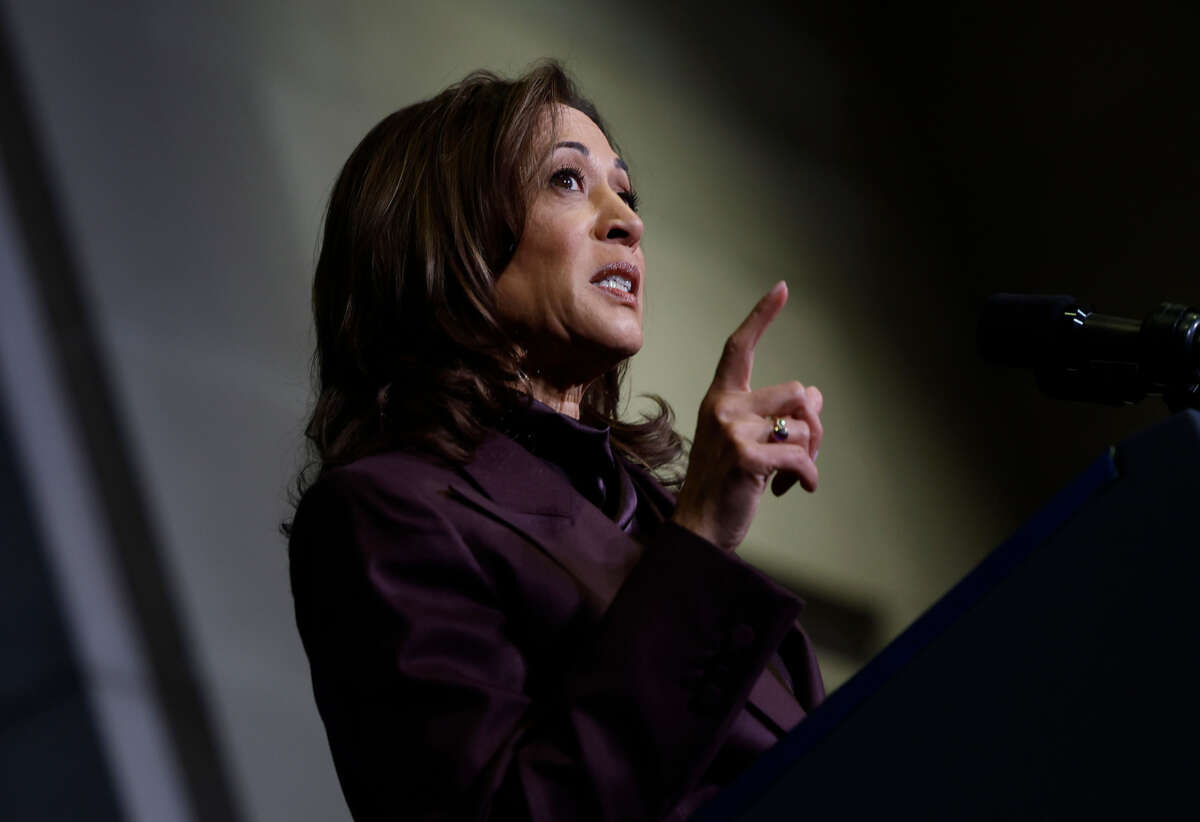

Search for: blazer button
xmin=694 ymin=683 xmax=724 ymax=714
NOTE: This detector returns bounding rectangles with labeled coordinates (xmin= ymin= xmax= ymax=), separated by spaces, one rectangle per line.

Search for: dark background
xmin=642 ymin=1 xmax=1197 ymax=523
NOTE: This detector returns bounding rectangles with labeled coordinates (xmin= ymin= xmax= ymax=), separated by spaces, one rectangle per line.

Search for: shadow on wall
xmin=626 ymin=0 xmax=1198 ymax=520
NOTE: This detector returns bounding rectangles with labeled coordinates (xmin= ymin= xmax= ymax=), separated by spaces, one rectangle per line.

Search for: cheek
xmin=494 ymin=270 xmax=539 ymax=330
xmin=520 ymin=207 xmax=587 ymax=281
xmin=496 ymin=205 xmax=593 ymax=332
xmin=494 ymin=260 xmax=571 ymax=334
xmin=524 ymin=243 xmax=575 ymax=292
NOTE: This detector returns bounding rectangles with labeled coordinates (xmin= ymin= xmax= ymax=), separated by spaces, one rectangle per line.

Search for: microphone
xmin=978 ymin=294 xmax=1200 ymax=410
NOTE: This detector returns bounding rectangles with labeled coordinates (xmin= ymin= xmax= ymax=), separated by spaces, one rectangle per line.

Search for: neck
xmin=526 ymin=377 xmax=584 ymax=419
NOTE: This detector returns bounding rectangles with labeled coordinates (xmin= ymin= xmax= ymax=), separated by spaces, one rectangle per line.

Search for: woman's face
xmin=495 ymin=104 xmax=645 ymax=385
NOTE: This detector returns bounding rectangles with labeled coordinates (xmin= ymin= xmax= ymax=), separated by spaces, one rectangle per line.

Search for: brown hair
xmin=296 ymin=60 xmax=683 ymax=502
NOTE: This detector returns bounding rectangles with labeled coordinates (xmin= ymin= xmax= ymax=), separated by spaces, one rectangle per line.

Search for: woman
xmin=288 ymin=61 xmax=825 ymax=821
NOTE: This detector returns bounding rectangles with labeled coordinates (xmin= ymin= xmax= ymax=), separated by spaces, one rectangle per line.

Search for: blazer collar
xmin=450 ymin=433 xmax=641 ymax=614
xmin=449 ymin=431 xmax=801 ymax=739
xmin=459 ymin=425 xmax=679 ymax=517
xmin=621 ymin=458 xmax=677 ymax=522
xmin=458 ymin=433 xmax=585 ymax=518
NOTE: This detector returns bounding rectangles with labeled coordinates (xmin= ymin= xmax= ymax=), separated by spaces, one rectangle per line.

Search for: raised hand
xmin=671 ymin=282 xmax=823 ymax=552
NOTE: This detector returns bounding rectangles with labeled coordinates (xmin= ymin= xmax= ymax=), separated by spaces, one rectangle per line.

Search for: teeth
xmin=597 ymin=275 xmax=632 ymax=292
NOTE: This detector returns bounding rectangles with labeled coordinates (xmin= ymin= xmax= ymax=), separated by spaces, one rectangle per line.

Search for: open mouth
xmin=594 ymin=273 xmax=633 ymax=293
xmin=590 ymin=263 xmax=640 ymax=300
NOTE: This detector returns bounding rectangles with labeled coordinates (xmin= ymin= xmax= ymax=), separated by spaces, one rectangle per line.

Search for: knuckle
xmin=787 ymin=380 xmax=806 ymax=400
xmin=793 ymin=421 xmax=811 ymax=446
xmin=808 ymin=385 xmax=824 ymax=410
xmin=701 ymin=393 xmax=728 ymax=419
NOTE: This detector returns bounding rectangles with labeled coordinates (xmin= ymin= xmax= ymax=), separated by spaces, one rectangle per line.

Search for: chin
xmin=603 ymin=327 xmax=643 ymax=361
xmin=558 ymin=333 xmax=642 ymax=384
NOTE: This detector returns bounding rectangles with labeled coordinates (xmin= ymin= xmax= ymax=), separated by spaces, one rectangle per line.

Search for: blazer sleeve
xmin=289 ymin=466 xmax=806 ymax=822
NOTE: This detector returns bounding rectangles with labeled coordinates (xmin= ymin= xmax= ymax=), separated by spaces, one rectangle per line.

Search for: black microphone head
xmin=978 ymin=293 xmax=1080 ymax=367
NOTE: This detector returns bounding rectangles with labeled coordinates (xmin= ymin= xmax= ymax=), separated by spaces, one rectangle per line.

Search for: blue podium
xmin=694 ymin=410 xmax=1200 ymax=820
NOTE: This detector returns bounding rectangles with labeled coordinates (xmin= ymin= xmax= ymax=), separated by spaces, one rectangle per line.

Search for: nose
xmin=595 ymin=188 xmax=644 ymax=248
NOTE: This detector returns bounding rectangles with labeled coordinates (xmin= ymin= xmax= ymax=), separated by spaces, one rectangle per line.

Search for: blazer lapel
xmin=451 ymin=433 xmax=807 ymax=736
xmin=448 ymin=434 xmax=644 ymax=615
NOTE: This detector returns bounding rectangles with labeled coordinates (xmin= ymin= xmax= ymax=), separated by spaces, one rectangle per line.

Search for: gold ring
xmin=770 ymin=417 xmax=789 ymax=442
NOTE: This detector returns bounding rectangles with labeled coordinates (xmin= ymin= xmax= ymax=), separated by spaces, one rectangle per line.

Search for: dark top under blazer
xmin=288 ymin=430 xmax=824 ymax=821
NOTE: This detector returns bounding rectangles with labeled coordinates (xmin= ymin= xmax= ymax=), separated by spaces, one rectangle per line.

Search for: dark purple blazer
xmin=288 ymin=431 xmax=824 ymax=821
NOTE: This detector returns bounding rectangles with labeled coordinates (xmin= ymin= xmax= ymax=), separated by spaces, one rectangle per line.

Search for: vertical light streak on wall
xmin=0 ymin=11 xmax=240 ymax=822
xmin=0 ymin=159 xmax=192 ymax=822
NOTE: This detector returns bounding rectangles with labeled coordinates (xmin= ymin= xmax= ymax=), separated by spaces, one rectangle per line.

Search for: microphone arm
xmin=978 ymin=294 xmax=1200 ymax=412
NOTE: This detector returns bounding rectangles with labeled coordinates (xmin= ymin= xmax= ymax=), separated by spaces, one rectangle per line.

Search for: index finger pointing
xmin=712 ymin=281 xmax=788 ymax=391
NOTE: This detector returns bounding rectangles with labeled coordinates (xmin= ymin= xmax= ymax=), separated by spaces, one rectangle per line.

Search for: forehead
xmin=545 ymin=103 xmax=615 ymax=158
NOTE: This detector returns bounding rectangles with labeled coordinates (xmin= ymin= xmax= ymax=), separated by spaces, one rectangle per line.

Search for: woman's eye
xmin=550 ymin=167 xmax=584 ymax=192
xmin=620 ymin=189 xmax=640 ymax=213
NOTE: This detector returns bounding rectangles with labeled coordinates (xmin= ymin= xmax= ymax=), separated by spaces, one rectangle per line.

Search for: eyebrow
xmin=554 ymin=141 xmax=629 ymax=172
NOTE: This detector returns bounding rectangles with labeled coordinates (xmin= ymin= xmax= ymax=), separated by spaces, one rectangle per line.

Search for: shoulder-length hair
xmin=299 ymin=60 xmax=683 ymax=496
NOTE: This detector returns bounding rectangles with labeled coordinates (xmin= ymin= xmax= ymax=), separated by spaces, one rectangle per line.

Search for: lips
xmin=590 ymin=262 xmax=642 ymax=299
